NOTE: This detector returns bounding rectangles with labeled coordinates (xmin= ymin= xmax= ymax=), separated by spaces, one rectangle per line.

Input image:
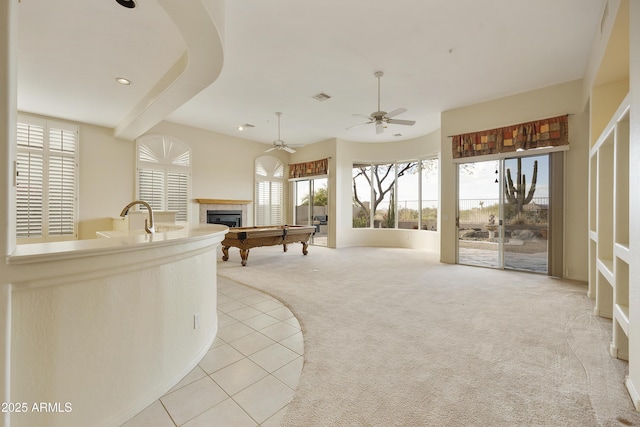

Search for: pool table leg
xmin=221 ymin=246 xmax=230 ymax=261
xmin=301 ymin=241 xmax=309 ymax=255
xmin=240 ymin=248 xmax=250 ymax=266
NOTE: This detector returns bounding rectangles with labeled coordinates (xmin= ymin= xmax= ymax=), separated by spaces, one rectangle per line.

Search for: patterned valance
xmin=289 ymin=158 xmax=329 ymax=179
xmin=452 ymin=114 xmax=569 ymax=159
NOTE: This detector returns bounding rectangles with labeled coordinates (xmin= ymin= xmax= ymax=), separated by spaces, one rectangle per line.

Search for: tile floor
xmin=122 ymin=277 xmax=303 ymax=426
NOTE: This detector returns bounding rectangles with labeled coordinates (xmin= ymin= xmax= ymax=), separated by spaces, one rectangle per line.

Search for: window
xmin=352 ymin=158 xmax=438 ymax=230
xmin=136 ymin=135 xmax=191 ymax=222
xmin=255 ymin=156 xmax=284 ymax=226
xmin=16 ymin=116 xmax=78 ymax=242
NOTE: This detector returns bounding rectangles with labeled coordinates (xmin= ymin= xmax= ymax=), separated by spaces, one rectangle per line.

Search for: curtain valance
xmin=452 ymin=114 xmax=569 ymax=159
xmin=288 ymin=158 xmax=329 ymax=179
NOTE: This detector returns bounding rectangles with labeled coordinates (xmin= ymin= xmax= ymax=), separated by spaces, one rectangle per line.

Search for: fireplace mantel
xmin=196 ymin=198 xmax=251 ymax=205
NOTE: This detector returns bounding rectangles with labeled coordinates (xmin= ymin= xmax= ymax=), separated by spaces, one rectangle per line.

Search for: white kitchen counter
xmin=6 ymin=223 xmax=229 ymax=427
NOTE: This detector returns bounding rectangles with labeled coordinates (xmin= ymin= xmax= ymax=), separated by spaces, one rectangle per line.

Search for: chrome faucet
xmin=120 ymin=200 xmax=155 ymax=234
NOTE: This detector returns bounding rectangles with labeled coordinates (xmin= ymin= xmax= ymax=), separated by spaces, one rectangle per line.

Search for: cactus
xmin=504 ymin=158 xmax=537 ymax=215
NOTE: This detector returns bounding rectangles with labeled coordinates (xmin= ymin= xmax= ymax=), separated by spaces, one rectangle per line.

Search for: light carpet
xmin=217 ymin=245 xmax=640 ymax=426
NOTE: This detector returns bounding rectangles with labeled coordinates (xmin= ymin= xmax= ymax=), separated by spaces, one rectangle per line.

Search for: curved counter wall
xmin=5 ymin=224 xmax=228 ymax=427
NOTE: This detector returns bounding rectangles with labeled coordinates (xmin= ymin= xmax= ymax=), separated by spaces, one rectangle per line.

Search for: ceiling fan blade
xmin=387 ymin=119 xmax=416 ymax=126
xmin=346 ymin=122 xmax=372 ymax=130
xmin=375 ymin=122 xmax=385 ymax=134
xmin=385 ymin=108 xmax=407 ymax=118
xmin=353 ymin=113 xmax=373 ymax=119
xmin=265 ymin=146 xmax=277 ymax=152
xmin=283 ymin=146 xmax=296 ymax=153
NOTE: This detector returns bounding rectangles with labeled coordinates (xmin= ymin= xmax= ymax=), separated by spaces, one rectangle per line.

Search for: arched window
xmin=136 ymin=135 xmax=191 ymax=222
xmin=255 ymin=155 xmax=284 ymax=225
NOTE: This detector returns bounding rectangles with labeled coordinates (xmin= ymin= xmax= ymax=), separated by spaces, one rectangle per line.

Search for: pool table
xmin=221 ymin=225 xmax=316 ymax=266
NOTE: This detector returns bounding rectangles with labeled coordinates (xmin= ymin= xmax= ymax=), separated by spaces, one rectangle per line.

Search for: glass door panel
xmin=458 ymin=160 xmax=501 ymax=268
xmin=294 ymin=178 xmax=328 ymax=247
xmin=503 ymin=155 xmax=548 ymax=273
xmin=294 ymin=181 xmax=311 ymax=228
xmin=311 ymin=178 xmax=328 ymax=246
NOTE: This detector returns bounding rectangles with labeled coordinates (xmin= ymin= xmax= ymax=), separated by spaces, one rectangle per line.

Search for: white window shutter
xmin=16 ymin=117 xmax=78 ymax=241
xmin=255 ymin=156 xmax=284 ymax=226
xmin=136 ymin=135 xmax=191 ymax=221
xmin=138 ymin=168 xmax=165 ymax=212
xmin=167 ymin=171 xmax=189 ymax=222
xmin=16 ymin=151 xmax=44 ymax=238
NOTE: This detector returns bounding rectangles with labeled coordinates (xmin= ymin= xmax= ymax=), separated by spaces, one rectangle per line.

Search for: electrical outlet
xmin=193 ymin=313 xmax=200 ymax=330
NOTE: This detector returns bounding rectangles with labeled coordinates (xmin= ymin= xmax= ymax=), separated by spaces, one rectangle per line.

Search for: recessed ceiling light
xmin=116 ymin=77 xmax=132 ymax=85
xmin=115 ymin=0 xmax=136 ymax=9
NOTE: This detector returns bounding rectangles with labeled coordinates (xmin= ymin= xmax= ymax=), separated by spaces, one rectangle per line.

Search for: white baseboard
xmin=625 ymin=376 xmax=640 ymax=411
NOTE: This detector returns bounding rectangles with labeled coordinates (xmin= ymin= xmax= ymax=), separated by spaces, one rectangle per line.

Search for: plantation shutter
xmin=271 ymin=181 xmax=283 ymax=224
xmin=136 ymin=135 xmax=191 ymax=221
xmin=255 ymin=156 xmax=284 ymax=226
xmin=167 ymin=171 xmax=189 ymax=222
xmin=16 ymin=118 xmax=78 ymax=241
xmin=48 ymin=127 xmax=77 ymax=236
xmin=255 ymin=181 xmax=270 ymax=225
xmin=138 ymin=168 xmax=165 ymax=212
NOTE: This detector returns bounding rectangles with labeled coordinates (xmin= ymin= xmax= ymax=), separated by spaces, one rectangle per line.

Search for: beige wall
xmin=78 ymin=123 xmax=135 ymax=239
xmin=440 ymin=80 xmax=590 ymax=281
xmin=72 ymin=120 xmax=284 ymax=239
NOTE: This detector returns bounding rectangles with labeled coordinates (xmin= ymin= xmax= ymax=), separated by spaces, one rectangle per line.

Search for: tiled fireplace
xmin=196 ymin=199 xmax=251 ymax=227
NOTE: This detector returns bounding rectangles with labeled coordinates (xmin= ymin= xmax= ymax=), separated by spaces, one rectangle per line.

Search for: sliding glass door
xmin=294 ymin=178 xmax=328 ymax=246
xmin=458 ymin=160 xmax=501 ymax=268
xmin=457 ymin=154 xmax=549 ymax=274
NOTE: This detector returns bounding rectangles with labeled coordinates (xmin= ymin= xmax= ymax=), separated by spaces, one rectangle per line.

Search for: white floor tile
xmin=283 ymin=315 xmax=301 ymax=328
xmin=217 ymin=322 xmax=255 ymax=342
xmin=228 ymin=331 xmax=276 ymax=356
xmin=272 ymin=356 xmax=304 ymax=389
xmin=242 ymin=313 xmax=281 ymax=331
xmin=251 ymin=299 xmax=283 ymax=313
xmin=121 ymin=400 xmax=174 ymax=427
xmin=259 ymin=322 xmax=300 ymax=342
xmin=217 ymin=299 xmax=249 ymax=314
xmin=166 ymin=365 xmax=207 ymax=394
xmin=279 ymin=331 xmax=304 ymax=355
xmin=237 ymin=293 xmax=272 ymax=306
xmin=217 ymin=312 xmax=239 ymax=328
xmin=232 ymin=376 xmax=295 ymax=424
xmin=265 ymin=306 xmax=295 ymax=321
xmin=210 ymin=358 xmax=269 ymax=396
xmin=198 ymin=344 xmax=245 ymax=374
xmin=260 ymin=406 xmax=289 ymax=427
xmin=228 ymin=306 xmax=263 ymax=321
xmin=182 ymin=398 xmax=258 ymax=427
xmin=160 ymin=377 xmax=228 ymax=426
xmin=249 ymin=343 xmax=300 ymax=373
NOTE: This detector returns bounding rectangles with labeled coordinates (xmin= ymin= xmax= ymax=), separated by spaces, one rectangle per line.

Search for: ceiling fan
xmin=347 ymin=71 xmax=416 ymax=134
xmin=265 ymin=112 xmax=296 ymax=153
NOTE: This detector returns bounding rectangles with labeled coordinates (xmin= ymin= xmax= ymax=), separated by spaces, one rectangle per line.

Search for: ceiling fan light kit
xmin=347 ymin=71 xmax=416 ymax=134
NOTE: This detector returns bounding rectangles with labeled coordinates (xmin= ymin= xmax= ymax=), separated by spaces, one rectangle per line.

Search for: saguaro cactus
xmin=504 ymin=158 xmax=538 ymax=214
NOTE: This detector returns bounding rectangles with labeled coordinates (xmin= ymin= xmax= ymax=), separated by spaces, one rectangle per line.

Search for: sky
xmin=459 ymin=155 xmax=549 ymax=201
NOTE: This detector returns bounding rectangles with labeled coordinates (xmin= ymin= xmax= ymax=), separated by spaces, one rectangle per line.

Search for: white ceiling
xmin=17 ymin=0 xmax=604 ymax=146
